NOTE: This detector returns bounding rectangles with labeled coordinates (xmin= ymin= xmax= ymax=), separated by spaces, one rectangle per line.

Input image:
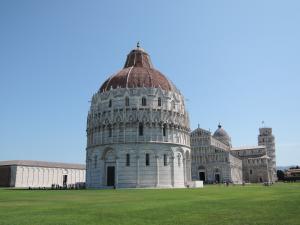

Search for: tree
xmin=277 ymin=170 xmax=285 ymax=181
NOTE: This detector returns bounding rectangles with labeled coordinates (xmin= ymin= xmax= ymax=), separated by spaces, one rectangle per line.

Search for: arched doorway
xmin=215 ymin=174 xmax=220 ymax=183
xmin=107 ymin=166 xmax=115 ymax=186
xmin=199 ymin=172 xmax=206 ymax=181
xmin=214 ymin=168 xmax=221 ymax=183
xmin=198 ymin=166 xmax=206 ymax=182
xmin=102 ymin=148 xmax=116 ymax=187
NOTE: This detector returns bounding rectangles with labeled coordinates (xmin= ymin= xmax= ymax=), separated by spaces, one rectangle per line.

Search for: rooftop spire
xmin=123 ymin=43 xmax=153 ymax=69
xmin=218 ymin=122 xmax=222 ymax=128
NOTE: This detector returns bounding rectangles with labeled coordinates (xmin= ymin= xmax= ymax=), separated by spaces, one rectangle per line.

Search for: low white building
xmin=0 ymin=160 xmax=85 ymax=188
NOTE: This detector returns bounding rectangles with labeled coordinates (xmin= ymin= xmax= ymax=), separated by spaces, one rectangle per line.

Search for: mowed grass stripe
xmin=0 ymin=183 xmax=299 ymax=225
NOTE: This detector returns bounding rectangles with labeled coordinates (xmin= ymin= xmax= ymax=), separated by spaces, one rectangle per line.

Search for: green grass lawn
xmin=0 ymin=183 xmax=299 ymax=225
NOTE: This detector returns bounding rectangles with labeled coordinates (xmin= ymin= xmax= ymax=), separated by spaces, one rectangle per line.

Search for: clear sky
xmin=0 ymin=0 xmax=299 ymax=166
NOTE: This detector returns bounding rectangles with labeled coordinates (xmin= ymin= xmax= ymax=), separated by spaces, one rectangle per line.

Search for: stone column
xmin=101 ymin=126 xmax=104 ymax=144
xmin=154 ymin=123 xmax=158 ymax=142
xmin=186 ymin=151 xmax=191 ymax=183
xmin=186 ymin=159 xmax=189 ymax=183
xmin=171 ymin=156 xmax=175 ymax=187
xmin=115 ymin=157 xmax=119 ymax=188
xmin=183 ymin=157 xmax=186 ymax=187
xmin=136 ymin=122 xmax=139 ymax=142
xmin=101 ymin=159 xmax=105 ymax=187
xmin=156 ymin=155 xmax=160 ymax=187
xmin=171 ymin=125 xmax=174 ymax=143
xmin=161 ymin=124 xmax=164 ymax=142
xmin=123 ymin=123 xmax=126 ymax=143
xmin=111 ymin=124 xmax=114 ymax=144
xmin=149 ymin=123 xmax=152 ymax=142
xmin=136 ymin=155 xmax=140 ymax=187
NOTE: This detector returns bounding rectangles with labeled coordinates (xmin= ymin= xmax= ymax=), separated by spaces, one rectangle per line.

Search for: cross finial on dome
xmin=218 ymin=122 xmax=222 ymax=128
xmin=137 ymin=41 xmax=140 ymax=48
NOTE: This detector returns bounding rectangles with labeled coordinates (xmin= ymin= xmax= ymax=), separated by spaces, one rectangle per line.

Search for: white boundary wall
xmin=11 ymin=165 xmax=85 ymax=188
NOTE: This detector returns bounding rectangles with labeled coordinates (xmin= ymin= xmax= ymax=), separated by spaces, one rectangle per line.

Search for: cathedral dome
xmin=213 ymin=124 xmax=231 ymax=146
xmin=99 ymin=44 xmax=175 ymax=93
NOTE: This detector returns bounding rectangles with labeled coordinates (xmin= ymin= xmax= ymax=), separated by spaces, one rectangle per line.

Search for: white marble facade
xmin=0 ymin=160 xmax=85 ymax=188
xmin=13 ymin=166 xmax=85 ymax=188
xmin=86 ymin=46 xmax=191 ymax=188
xmin=191 ymin=126 xmax=276 ymax=184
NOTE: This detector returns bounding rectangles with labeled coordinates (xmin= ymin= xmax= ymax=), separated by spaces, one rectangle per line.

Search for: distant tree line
xmin=277 ymin=170 xmax=285 ymax=181
xmin=277 ymin=165 xmax=300 ymax=182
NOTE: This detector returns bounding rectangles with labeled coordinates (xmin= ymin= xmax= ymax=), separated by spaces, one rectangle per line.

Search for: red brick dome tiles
xmin=99 ymin=46 xmax=174 ymax=93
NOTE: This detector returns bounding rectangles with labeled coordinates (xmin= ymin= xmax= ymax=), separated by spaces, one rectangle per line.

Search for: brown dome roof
xmin=99 ymin=45 xmax=174 ymax=93
xmin=213 ymin=124 xmax=232 ymax=146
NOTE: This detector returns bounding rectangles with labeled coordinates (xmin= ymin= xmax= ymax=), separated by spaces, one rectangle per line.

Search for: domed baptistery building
xmin=86 ymin=44 xmax=191 ymax=188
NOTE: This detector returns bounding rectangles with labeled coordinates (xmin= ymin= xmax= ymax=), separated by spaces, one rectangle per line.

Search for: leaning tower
xmin=258 ymin=127 xmax=277 ymax=182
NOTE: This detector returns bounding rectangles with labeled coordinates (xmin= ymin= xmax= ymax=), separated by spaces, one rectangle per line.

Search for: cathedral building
xmin=86 ymin=44 xmax=192 ymax=188
xmin=191 ymin=125 xmax=276 ymax=184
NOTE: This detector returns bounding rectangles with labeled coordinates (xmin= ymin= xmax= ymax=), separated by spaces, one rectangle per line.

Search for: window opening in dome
xmin=164 ymin=154 xmax=168 ymax=166
xmin=158 ymin=97 xmax=162 ymax=107
xmin=163 ymin=124 xmax=167 ymax=137
xmin=125 ymin=97 xmax=129 ymax=106
xmin=109 ymin=99 xmax=112 ymax=108
xmin=126 ymin=154 xmax=130 ymax=166
xmin=139 ymin=123 xmax=144 ymax=136
xmin=146 ymin=153 xmax=150 ymax=166
xmin=142 ymin=97 xmax=147 ymax=106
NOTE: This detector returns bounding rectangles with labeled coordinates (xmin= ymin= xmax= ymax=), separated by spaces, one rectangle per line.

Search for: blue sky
xmin=0 ymin=0 xmax=299 ymax=166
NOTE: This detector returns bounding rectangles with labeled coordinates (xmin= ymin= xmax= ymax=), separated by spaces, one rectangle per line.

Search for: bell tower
xmin=258 ymin=127 xmax=277 ymax=182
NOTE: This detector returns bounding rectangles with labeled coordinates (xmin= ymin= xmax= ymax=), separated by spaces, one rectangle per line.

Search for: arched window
xmin=126 ymin=153 xmax=130 ymax=166
xmin=108 ymin=99 xmax=112 ymax=108
xmin=142 ymin=97 xmax=147 ymax=106
xmin=125 ymin=97 xmax=129 ymax=106
xmin=250 ymin=169 xmax=253 ymax=175
xmin=163 ymin=124 xmax=167 ymax=137
xmin=145 ymin=153 xmax=150 ymax=166
xmin=158 ymin=97 xmax=162 ymax=107
xmin=139 ymin=123 xmax=144 ymax=136
xmin=164 ymin=154 xmax=168 ymax=166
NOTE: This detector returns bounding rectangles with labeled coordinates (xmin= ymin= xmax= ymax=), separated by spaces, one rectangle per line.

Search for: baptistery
xmin=86 ymin=44 xmax=191 ymax=188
